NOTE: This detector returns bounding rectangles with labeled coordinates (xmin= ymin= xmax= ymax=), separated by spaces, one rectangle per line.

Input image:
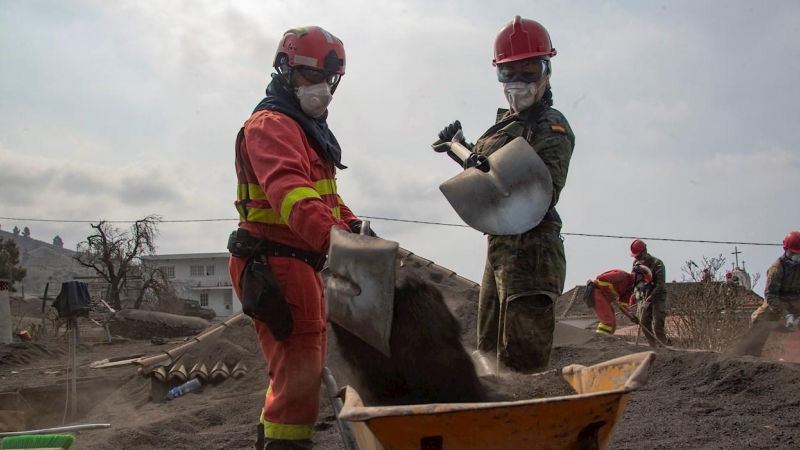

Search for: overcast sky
xmin=1 ymin=0 xmax=798 ymax=292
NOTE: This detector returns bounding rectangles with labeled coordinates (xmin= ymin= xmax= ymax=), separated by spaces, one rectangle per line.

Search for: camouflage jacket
xmin=765 ymin=256 xmax=800 ymax=307
xmin=634 ymin=254 xmax=667 ymax=302
xmin=471 ymin=104 xmax=575 ymax=224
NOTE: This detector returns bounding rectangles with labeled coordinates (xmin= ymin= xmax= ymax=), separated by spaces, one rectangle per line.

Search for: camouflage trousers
xmin=640 ymin=299 xmax=667 ymax=347
xmin=477 ymin=221 xmax=566 ymax=374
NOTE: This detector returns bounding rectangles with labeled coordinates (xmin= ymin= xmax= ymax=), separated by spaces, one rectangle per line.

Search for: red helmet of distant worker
xmin=630 ymin=239 xmax=647 ymax=257
xmin=493 ymin=16 xmax=557 ymax=66
xmin=783 ymin=231 xmax=800 ymax=253
xmin=632 ymin=264 xmax=653 ymax=284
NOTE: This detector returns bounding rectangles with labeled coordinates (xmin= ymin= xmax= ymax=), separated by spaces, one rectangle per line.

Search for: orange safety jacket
xmin=594 ymin=269 xmax=636 ymax=307
xmin=235 ymin=110 xmax=357 ymax=254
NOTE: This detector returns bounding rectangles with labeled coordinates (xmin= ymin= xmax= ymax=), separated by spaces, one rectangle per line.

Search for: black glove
xmin=438 ymin=120 xmax=466 ymax=144
xmin=463 ymin=153 xmax=489 ymax=171
xmin=348 ymin=219 xmax=377 ymax=237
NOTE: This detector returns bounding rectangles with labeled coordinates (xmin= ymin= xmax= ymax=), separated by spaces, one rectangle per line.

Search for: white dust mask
xmin=295 ymin=82 xmax=332 ymax=118
xmin=503 ymin=81 xmax=539 ymax=113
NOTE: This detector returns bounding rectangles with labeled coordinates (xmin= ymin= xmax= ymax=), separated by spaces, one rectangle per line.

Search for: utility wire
xmin=0 ymin=215 xmax=783 ymax=246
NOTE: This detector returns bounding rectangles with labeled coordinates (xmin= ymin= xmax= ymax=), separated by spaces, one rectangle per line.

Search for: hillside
xmin=0 ymin=229 xmax=93 ymax=295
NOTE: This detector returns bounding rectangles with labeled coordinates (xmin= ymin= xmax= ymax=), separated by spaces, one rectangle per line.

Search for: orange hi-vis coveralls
xmin=592 ymin=269 xmax=636 ymax=335
xmin=230 ymin=109 xmax=357 ymax=440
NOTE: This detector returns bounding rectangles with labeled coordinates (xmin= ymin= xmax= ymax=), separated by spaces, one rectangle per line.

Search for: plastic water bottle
xmin=165 ymin=378 xmax=203 ymax=401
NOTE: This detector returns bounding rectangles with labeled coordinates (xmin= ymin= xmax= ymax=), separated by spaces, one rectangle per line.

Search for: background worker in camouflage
xmin=438 ymin=16 xmax=575 ymax=373
xmin=751 ymin=231 xmax=800 ymax=328
xmin=630 ymin=239 xmax=668 ymax=347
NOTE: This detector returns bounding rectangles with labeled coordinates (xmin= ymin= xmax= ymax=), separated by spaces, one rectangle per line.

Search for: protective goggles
xmin=496 ymin=59 xmax=549 ymax=83
xmin=295 ymin=66 xmax=342 ymax=87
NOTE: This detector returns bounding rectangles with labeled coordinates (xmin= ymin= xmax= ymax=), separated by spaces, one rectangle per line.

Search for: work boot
xmin=265 ymin=438 xmax=313 ymax=450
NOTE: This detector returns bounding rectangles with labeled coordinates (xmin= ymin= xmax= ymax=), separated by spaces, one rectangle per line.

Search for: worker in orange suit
xmin=586 ymin=265 xmax=653 ymax=335
xmin=227 ymin=26 xmax=366 ymax=450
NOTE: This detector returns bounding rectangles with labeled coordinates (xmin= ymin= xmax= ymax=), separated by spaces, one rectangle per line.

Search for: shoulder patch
xmin=550 ymin=124 xmax=567 ymax=134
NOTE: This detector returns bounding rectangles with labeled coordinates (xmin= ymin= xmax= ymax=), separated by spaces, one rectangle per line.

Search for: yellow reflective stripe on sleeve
xmin=281 ymin=187 xmax=322 ymax=223
xmin=315 ymin=179 xmax=337 ymax=196
xmin=331 ymin=206 xmax=341 ymax=220
xmin=595 ymin=279 xmax=619 ymax=297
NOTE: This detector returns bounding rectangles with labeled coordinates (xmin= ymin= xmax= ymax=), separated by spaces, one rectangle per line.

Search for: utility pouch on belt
xmin=240 ymin=254 xmax=293 ymax=341
xmin=583 ymin=280 xmax=596 ymax=308
xmin=227 ymin=229 xmax=258 ymax=258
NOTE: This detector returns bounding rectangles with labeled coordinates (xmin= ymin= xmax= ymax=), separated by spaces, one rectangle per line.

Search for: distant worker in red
xmin=227 ymin=26 xmax=366 ymax=450
xmin=701 ymin=268 xmax=712 ymax=283
xmin=585 ymin=265 xmax=652 ymax=335
xmin=630 ymin=239 xmax=668 ymax=346
xmin=751 ymin=231 xmax=800 ymax=329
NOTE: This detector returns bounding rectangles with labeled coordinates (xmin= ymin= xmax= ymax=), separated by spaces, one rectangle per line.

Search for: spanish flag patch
xmin=550 ymin=124 xmax=567 ymax=134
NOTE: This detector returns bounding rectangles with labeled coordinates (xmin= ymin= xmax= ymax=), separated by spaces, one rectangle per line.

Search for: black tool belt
xmin=227 ymin=228 xmax=327 ymax=272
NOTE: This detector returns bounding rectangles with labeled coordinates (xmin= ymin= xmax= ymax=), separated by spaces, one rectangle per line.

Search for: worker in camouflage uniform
xmin=630 ymin=239 xmax=668 ymax=347
xmin=437 ymin=16 xmax=575 ymax=373
xmin=751 ymin=231 xmax=800 ymax=328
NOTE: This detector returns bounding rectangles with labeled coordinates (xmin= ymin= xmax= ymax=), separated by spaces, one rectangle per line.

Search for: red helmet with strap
xmin=783 ymin=231 xmax=800 ymax=253
xmin=493 ymin=16 xmax=557 ymax=66
xmin=274 ymin=26 xmax=346 ymax=75
xmin=630 ymin=239 xmax=647 ymax=257
xmin=632 ymin=264 xmax=653 ymax=284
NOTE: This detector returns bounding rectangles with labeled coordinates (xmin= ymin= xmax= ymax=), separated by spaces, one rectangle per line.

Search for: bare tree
xmin=681 ymin=254 xmax=727 ymax=282
xmin=129 ymin=259 xmax=179 ymax=310
xmin=74 ymin=215 xmax=162 ymax=310
xmin=671 ymin=256 xmax=762 ymax=351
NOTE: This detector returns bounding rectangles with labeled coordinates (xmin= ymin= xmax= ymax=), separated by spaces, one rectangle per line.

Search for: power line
xmin=0 ymin=215 xmax=782 ymax=246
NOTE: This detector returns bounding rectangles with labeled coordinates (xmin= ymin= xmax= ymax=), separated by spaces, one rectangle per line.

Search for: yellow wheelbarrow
xmin=337 ymin=351 xmax=656 ymax=450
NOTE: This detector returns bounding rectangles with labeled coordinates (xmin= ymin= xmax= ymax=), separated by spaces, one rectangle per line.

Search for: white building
xmin=146 ymin=252 xmax=241 ymax=318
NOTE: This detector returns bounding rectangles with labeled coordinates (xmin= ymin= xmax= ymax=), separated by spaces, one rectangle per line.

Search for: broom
xmin=0 ymin=434 xmax=75 ymax=449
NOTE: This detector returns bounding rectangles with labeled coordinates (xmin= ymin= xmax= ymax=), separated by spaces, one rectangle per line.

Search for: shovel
xmin=325 ymin=221 xmax=399 ymax=357
xmin=432 ymin=130 xmax=553 ymax=235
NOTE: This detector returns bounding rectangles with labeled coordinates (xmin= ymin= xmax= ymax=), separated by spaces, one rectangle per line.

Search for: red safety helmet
xmin=493 ymin=16 xmax=557 ymax=66
xmin=630 ymin=239 xmax=647 ymax=257
xmin=632 ymin=264 xmax=653 ymax=284
xmin=783 ymin=231 xmax=800 ymax=253
xmin=274 ymin=26 xmax=346 ymax=76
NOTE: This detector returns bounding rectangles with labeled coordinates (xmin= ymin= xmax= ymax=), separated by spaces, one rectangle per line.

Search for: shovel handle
xmin=431 ymin=130 xmax=483 ymax=167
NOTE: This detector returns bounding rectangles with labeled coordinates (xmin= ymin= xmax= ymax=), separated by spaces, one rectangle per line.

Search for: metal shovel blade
xmin=326 ymin=226 xmax=399 ymax=357
xmin=439 ymin=137 xmax=553 ymax=235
